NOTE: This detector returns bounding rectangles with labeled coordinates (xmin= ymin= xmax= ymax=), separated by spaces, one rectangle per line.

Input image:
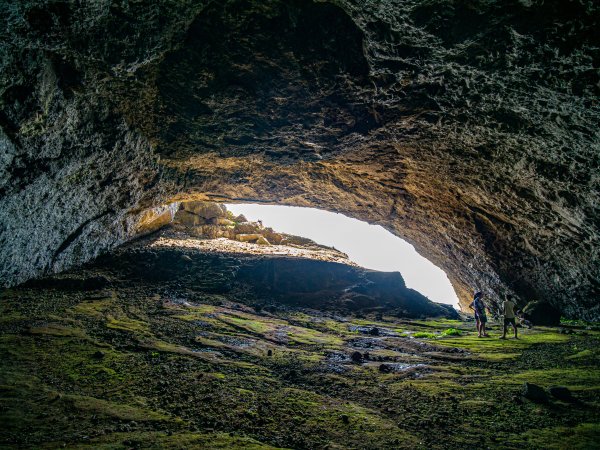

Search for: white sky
xmin=226 ymin=204 xmax=459 ymax=308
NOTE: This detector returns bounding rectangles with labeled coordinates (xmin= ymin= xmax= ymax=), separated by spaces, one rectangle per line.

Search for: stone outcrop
xmin=1 ymin=1 xmax=598 ymax=319
xmin=84 ymin=233 xmax=459 ymax=319
xmin=172 ymin=201 xmax=337 ymax=250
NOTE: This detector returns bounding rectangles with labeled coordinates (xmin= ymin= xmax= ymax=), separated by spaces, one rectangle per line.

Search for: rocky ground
xmin=1 ymin=235 xmax=598 ymax=449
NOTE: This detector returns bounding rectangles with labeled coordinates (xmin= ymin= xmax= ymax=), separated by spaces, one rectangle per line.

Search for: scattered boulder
xmin=521 ymin=382 xmax=548 ymax=403
xmin=340 ymin=414 xmax=349 ymax=424
xmin=215 ymin=218 xmax=235 ymax=226
xmin=134 ymin=203 xmax=179 ymax=236
xmin=235 ymin=222 xmax=261 ymax=234
xmin=256 ymin=236 xmax=271 ymax=246
xmin=92 ymin=351 xmax=105 ymax=359
xmin=368 ymin=327 xmax=380 ymax=336
xmin=262 ymin=229 xmax=283 ymax=244
xmin=351 ymin=351 xmax=363 ymax=363
xmin=174 ymin=209 xmax=203 ymax=226
xmin=522 ymin=301 xmax=561 ymax=326
xmin=378 ymin=363 xmax=393 ymax=373
xmin=549 ymin=386 xmax=574 ymax=402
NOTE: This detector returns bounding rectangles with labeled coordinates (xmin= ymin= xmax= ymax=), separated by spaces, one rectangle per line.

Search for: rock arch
xmin=1 ymin=0 xmax=598 ymax=319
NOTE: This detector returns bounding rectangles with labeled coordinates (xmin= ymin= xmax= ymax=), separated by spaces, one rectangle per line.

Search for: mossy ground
xmin=1 ymin=282 xmax=599 ymax=449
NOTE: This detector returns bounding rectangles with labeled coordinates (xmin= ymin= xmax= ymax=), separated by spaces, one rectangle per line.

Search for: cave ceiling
xmin=1 ymin=0 xmax=598 ymax=318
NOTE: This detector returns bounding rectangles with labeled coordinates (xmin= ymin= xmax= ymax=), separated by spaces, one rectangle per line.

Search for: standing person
xmin=500 ymin=294 xmax=519 ymax=339
xmin=469 ymin=292 xmax=489 ymax=337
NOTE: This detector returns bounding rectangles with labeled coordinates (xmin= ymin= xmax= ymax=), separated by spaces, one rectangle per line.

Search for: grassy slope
xmin=0 ymin=284 xmax=599 ymax=449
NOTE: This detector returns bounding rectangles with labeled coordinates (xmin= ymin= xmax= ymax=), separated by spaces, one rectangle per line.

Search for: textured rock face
xmin=85 ymin=234 xmax=459 ymax=319
xmin=1 ymin=1 xmax=598 ymax=319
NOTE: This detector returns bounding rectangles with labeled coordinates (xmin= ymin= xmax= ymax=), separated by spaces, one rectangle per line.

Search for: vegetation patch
xmin=1 ymin=274 xmax=598 ymax=449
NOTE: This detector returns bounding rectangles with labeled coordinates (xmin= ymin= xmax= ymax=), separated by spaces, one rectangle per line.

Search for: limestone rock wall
xmin=1 ymin=0 xmax=598 ymax=319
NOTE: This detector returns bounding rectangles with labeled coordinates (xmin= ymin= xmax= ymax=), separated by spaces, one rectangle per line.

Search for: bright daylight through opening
xmin=226 ymin=204 xmax=459 ymax=309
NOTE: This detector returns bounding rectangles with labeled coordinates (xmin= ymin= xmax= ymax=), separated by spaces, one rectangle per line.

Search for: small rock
xmin=522 ymin=382 xmax=548 ymax=403
xmin=181 ymin=254 xmax=192 ymax=262
xmin=256 ymin=236 xmax=271 ymax=246
xmin=92 ymin=351 xmax=105 ymax=359
xmin=351 ymin=351 xmax=363 ymax=363
xmin=48 ymin=392 xmax=62 ymax=402
xmin=215 ymin=217 xmax=235 ymax=226
xmin=559 ymin=328 xmax=574 ymax=334
xmin=378 ymin=363 xmax=392 ymax=373
xmin=267 ymin=349 xmax=273 ymax=357
xmin=549 ymin=386 xmax=573 ymax=402
xmin=340 ymin=414 xmax=349 ymax=424
xmin=369 ymin=327 xmax=380 ymax=336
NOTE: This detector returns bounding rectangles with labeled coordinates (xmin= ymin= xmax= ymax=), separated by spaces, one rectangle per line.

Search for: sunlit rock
xmin=182 ymin=201 xmax=227 ymax=220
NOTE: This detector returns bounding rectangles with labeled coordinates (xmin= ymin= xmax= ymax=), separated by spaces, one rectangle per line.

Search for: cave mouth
xmin=225 ymin=203 xmax=460 ymax=308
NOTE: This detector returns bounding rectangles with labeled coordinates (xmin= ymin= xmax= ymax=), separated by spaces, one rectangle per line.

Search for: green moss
xmin=494 ymin=368 xmax=600 ymax=391
xmin=72 ymin=299 xmax=114 ymax=317
xmin=28 ymin=323 xmax=88 ymax=338
xmin=270 ymin=388 xmax=419 ymax=447
xmin=566 ymin=349 xmax=595 ymax=360
xmin=1 ymin=278 xmax=598 ymax=450
xmin=62 ymin=431 xmax=285 ymax=449
xmin=410 ymin=319 xmax=465 ymax=328
xmin=412 ymin=332 xmax=436 ymax=339
xmin=441 ymin=327 xmax=462 ymax=336
xmin=284 ymin=325 xmax=343 ymax=347
xmin=506 ymin=423 xmax=600 ymax=449
xmin=219 ymin=315 xmax=273 ymax=334
xmin=434 ymin=329 xmax=571 ymax=356
xmin=106 ymin=314 xmax=150 ymax=335
xmin=65 ymin=394 xmax=170 ymax=421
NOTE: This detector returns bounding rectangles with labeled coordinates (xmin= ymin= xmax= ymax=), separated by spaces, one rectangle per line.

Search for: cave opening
xmin=225 ymin=203 xmax=460 ymax=309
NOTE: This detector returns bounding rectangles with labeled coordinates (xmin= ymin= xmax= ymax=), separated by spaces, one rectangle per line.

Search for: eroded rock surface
xmin=96 ymin=230 xmax=458 ymax=319
xmin=1 ymin=0 xmax=599 ymax=318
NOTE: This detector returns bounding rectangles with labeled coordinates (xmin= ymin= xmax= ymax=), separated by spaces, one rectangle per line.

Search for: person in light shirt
xmin=500 ymin=294 xmax=519 ymax=339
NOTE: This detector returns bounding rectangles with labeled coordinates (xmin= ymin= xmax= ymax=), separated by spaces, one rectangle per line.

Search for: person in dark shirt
xmin=469 ymin=292 xmax=489 ymax=337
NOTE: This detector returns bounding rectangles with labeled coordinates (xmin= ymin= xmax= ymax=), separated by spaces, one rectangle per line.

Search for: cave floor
xmin=1 ymin=281 xmax=599 ymax=449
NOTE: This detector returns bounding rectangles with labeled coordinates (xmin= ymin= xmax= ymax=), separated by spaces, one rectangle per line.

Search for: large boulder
xmin=182 ymin=202 xmax=227 ymax=220
xmin=174 ymin=209 xmax=204 ymax=227
xmin=133 ymin=203 xmax=179 ymax=236
xmin=235 ymin=222 xmax=261 ymax=234
xmin=522 ymin=383 xmax=548 ymax=403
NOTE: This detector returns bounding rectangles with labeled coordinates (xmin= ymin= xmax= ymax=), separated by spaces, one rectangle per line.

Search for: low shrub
xmin=441 ymin=328 xmax=462 ymax=336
